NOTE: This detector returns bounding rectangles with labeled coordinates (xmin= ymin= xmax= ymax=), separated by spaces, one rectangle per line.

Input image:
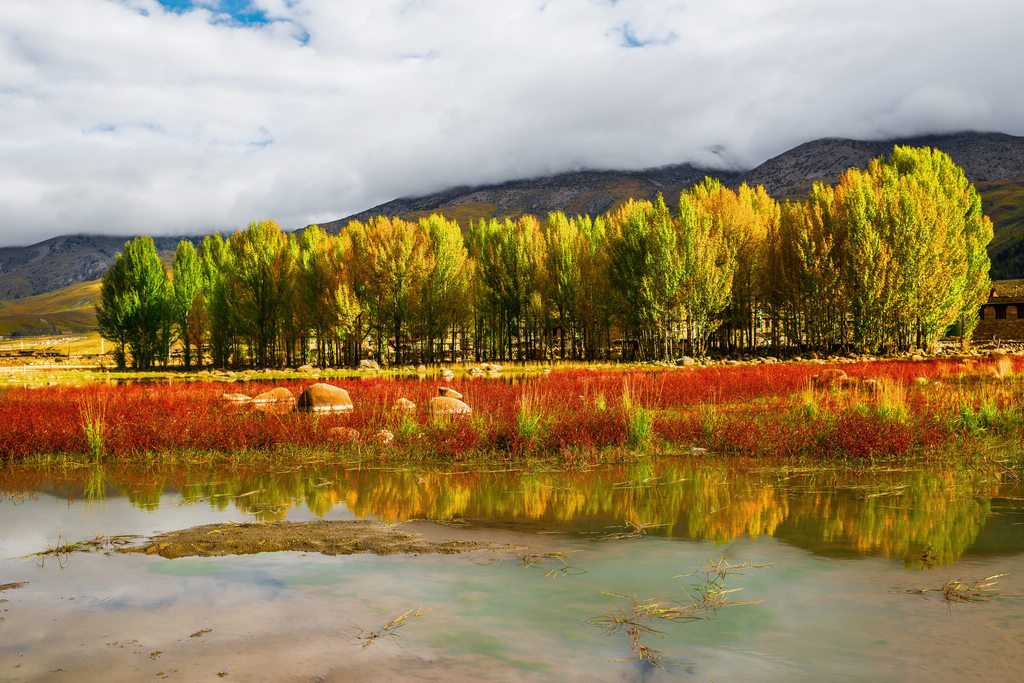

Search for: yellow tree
xmin=360 ymin=216 xmax=429 ymax=365
xmin=416 ymin=214 xmax=470 ymax=363
xmin=677 ymin=185 xmax=735 ymax=357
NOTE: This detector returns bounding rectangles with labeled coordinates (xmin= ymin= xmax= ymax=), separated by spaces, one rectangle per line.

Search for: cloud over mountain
xmin=1 ymin=0 xmax=1023 ymax=246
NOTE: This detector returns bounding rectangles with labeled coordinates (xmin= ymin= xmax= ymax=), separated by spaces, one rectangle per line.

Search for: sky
xmin=2 ymin=0 xmax=1023 ymax=247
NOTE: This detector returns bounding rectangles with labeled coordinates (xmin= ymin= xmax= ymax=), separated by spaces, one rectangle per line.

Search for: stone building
xmin=976 ymin=285 xmax=1024 ymax=341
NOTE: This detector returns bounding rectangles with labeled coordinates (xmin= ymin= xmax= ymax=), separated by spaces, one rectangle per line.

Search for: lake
xmin=2 ymin=459 xmax=1023 ymax=681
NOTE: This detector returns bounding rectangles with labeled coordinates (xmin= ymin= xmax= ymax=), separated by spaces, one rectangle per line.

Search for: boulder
xmin=251 ymin=387 xmax=295 ymax=404
xmin=391 ymin=397 xmax=417 ymax=412
xmin=910 ymin=354 xmax=924 ymax=362
xmin=428 ymin=396 xmax=472 ymax=416
xmin=297 ymin=383 xmax=354 ymax=413
xmin=221 ymin=393 xmax=252 ymax=404
xmin=467 ymin=367 xmax=483 ymax=377
xmin=297 ymin=364 xmax=314 ymax=372
xmin=441 ymin=369 xmax=455 ymax=381
xmin=676 ymin=356 xmax=695 ymax=366
xmin=327 ymin=427 xmax=360 ymax=442
xmin=359 ymin=359 xmax=380 ymax=371
xmin=811 ymin=368 xmax=849 ymax=389
xmin=251 ymin=387 xmax=296 ymax=413
xmin=375 ymin=430 xmax=395 ymax=445
xmin=989 ymin=351 xmax=1011 ymax=363
xmin=416 ymin=364 xmax=427 ymax=372
xmin=860 ymin=379 xmax=880 ymax=395
xmin=438 ymin=387 xmax=463 ymax=400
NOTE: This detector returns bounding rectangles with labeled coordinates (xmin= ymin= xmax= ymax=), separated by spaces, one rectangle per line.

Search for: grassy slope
xmin=979 ymin=179 xmax=1024 ymax=279
xmin=0 ymin=279 xmax=100 ymax=337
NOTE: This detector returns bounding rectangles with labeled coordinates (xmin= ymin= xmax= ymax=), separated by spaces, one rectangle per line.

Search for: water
xmin=2 ymin=460 xmax=1023 ymax=681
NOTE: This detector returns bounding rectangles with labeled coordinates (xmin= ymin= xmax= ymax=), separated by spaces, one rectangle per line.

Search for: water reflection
xmin=3 ymin=459 xmax=1021 ymax=568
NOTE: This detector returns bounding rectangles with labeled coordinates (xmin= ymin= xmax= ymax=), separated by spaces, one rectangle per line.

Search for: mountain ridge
xmin=2 ymin=131 xmax=1023 ymax=301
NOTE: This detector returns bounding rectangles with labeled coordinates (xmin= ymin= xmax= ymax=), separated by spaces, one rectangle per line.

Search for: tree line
xmin=97 ymin=145 xmax=993 ymax=369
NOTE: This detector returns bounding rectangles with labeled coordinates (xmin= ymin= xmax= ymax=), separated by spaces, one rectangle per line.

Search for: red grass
xmin=0 ymin=357 xmax=1016 ymax=462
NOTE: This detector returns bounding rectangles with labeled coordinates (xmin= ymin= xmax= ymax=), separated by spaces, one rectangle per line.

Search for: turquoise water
xmin=2 ymin=461 xmax=1023 ymax=681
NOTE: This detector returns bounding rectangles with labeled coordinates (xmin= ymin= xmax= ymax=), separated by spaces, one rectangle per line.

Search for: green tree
xmin=542 ymin=211 xmax=582 ymax=359
xmin=606 ymin=195 xmax=682 ymax=360
xmin=96 ymin=236 xmax=170 ymax=370
xmin=198 ymin=234 xmax=234 ymax=368
xmin=226 ymin=220 xmax=287 ymax=368
xmin=171 ymin=241 xmax=202 ymax=368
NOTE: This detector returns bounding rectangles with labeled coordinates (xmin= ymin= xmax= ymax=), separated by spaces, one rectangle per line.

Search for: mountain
xmin=318 ymin=163 xmax=740 ymax=233
xmin=1 ymin=131 xmax=1023 ymax=302
xmin=320 ymin=131 xmax=1024 ymax=277
xmin=0 ymin=234 xmax=194 ymax=300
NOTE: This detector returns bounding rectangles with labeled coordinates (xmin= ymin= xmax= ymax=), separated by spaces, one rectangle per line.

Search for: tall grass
xmin=622 ymin=380 xmax=655 ymax=451
xmin=79 ymin=394 xmax=108 ymax=461
xmin=516 ymin=384 xmax=545 ymax=447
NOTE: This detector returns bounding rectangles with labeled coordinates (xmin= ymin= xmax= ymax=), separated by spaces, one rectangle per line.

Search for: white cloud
xmin=1 ymin=0 xmax=1023 ymax=245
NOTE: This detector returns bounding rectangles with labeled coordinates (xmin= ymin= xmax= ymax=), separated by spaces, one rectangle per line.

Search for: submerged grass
xmin=588 ymin=557 xmax=769 ymax=669
xmin=18 ymin=532 xmax=141 ymax=567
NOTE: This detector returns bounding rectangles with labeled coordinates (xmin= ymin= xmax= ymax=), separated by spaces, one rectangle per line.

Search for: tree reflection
xmin=4 ymin=459 xmax=1019 ymax=567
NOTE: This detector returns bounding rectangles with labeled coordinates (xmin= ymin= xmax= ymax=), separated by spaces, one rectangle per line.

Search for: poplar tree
xmin=542 ymin=211 xmax=582 ymax=359
xmin=227 ymin=220 xmax=287 ymax=368
xmin=606 ymin=195 xmax=682 ymax=359
xmin=417 ymin=214 xmax=470 ymax=363
xmin=96 ymin=236 xmax=170 ymax=370
xmin=677 ymin=184 xmax=735 ymax=356
xmin=198 ymin=234 xmax=234 ymax=368
xmin=171 ymin=241 xmax=202 ymax=368
xmin=360 ymin=216 xmax=429 ymax=365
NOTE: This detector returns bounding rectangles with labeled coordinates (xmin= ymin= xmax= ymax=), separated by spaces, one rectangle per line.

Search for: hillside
xmin=1 ymin=131 xmax=1022 ymax=302
xmin=0 ymin=235 xmax=194 ymax=300
xmin=0 ymin=279 xmax=100 ymax=337
xmin=321 ymin=131 xmax=1024 ymax=277
xmin=318 ymin=163 xmax=740 ymax=233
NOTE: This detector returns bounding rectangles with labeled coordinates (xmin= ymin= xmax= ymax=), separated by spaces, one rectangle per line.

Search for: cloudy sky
xmin=2 ymin=0 xmax=1023 ymax=246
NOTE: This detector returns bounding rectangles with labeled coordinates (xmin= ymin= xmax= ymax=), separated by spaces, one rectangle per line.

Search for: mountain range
xmin=2 ymin=131 xmax=1023 ymax=309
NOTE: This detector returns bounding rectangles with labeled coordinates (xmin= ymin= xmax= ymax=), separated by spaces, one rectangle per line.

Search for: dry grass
xmin=517 ymin=551 xmax=586 ymax=577
xmin=345 ymin=607 xmax=431 ymax=649
xmin=894 ymin=574 xmax=1019 ymax=604
xmin=600 ymin=520 xmax=667 ymax=541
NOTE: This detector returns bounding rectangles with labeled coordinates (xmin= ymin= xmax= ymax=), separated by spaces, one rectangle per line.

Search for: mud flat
xmin=123 ymin=519 xmax=524 ymax=559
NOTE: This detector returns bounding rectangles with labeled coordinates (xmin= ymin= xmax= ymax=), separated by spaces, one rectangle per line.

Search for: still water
xmin=1 ymin=459 xmax=1023 ymax=681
